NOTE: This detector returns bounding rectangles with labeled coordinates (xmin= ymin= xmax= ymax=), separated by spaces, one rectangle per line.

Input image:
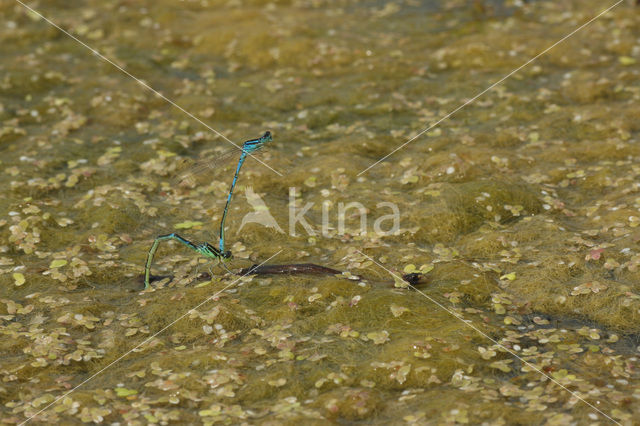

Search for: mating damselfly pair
xmin=143 ymin=131 xmax=273 ymax=289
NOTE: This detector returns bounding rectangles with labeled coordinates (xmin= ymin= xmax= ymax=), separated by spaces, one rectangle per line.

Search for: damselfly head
xmin=262 ymin=131 xmax=272 ymax=142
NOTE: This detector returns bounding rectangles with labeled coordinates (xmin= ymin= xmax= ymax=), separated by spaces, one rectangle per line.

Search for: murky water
xmin=1 ymin=0 xmax=640 ymax=424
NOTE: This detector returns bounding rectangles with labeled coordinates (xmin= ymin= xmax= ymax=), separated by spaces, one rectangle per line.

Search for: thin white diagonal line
xmin=355 ymin=250 xmax=620 ymax=425
xmin=358 ymin=0 xmax=624 ymax=176
xmin=14 ymin=0 xmax=282 ymax=177
xmin=19 ymin=250 xmax=282 ymax=425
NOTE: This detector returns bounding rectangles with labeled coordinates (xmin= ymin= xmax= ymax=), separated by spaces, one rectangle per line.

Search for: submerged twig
xmin=141 ymin=263 xmax=427 ymax=289
xmin=238 ymin=263 xmax=343 ymax=276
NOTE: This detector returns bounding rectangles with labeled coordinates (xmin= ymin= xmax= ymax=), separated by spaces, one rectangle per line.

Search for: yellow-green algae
xmin=1 ymin=0 xmax=640 ymax=424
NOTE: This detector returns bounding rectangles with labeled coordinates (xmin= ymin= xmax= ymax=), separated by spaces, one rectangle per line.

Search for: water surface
xmin=1 ymin=0 xmax=640 ymax=424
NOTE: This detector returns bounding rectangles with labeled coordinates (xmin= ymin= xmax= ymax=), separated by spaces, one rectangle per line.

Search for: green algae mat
xmin=1 ymin=0 xmax=640 ymax=424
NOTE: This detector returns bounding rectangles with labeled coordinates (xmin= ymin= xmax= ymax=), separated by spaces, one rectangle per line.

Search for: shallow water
xmin=1 ymin=0 xmax=640 ymax=424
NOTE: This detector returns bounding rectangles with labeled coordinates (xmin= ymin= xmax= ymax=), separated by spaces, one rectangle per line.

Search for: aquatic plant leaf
xmin=366 ymin=330 xmax=390 ymax=344
xmin=114 ymin=388 xmax=138 ymax=397
xmin=49 ymin=259 xmax=68 ymax=268
xmin=571 ymin=281 xmax=608 ymax=296
xmin=13 ymin=272 xmax=25 ymax=286
xmin=174 ymin=221 xmax=204 ymax=229
xmin=390 ymin=305 xmax=408 ymax=317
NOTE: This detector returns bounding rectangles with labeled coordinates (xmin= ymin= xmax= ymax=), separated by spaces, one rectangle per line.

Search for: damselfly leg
xmin=144 ymin=233 xmax=231 ymax=289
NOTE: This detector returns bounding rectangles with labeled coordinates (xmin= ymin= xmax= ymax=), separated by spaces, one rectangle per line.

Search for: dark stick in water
xmin=238 ymin=263 xmax=343 ymax=276
xmin=142 ymin=263 xmax=426 ymax=288
xmin=238 ymin=263 xmax=425 ymax=285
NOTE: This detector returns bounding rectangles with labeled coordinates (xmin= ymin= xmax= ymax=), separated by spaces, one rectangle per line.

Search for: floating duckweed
xmin=49 ymin=259 xmax=68 ymax=268
xmin=619 ymin=56 xmax=637 ymax=66
xmin=3 ymin=0 xmax=640 ymax=424
xmin=114 ymin=388 xmax=138 ymax=397
xmin=174 ymin=221 xmax=204 ymax=229
xmin=12 ymin=272 xmax=26 ymax=286
xmin=499 ymin=272 xmax=516 ymax=281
